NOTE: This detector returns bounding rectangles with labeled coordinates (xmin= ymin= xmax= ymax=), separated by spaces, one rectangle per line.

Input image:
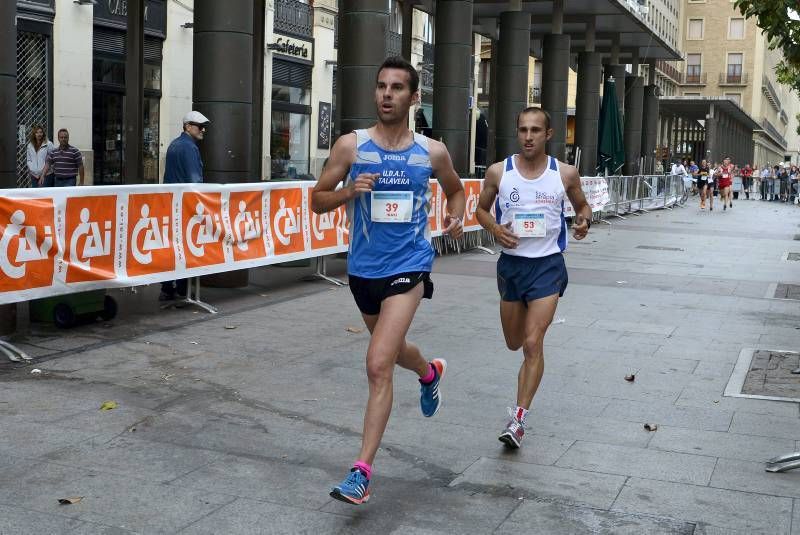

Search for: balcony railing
xmin=655 ymin=59 xmax=681 ymax=84
xmin=760 ymin=118 xmax=787 ymax=149
xmin=528 ymin=85 xmax=541 ymax=104
xmin=761 ymin=75 xmax=781 ymax=112
xmin=387 ymin=31 xmax=401 ymax=58
xmin=275 ymin=0 xmax=313 ymax=38
xmin=719 ymin=72 xmax=748 ymax=86
xmin=780 ymin=109 xmax=789 ymax=124
xmin=680 ymin=71 xmax=707 ymax=85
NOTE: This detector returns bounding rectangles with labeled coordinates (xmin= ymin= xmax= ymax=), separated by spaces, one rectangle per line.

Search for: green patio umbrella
xmin=597 ymin=76 xmax=625 ymax=175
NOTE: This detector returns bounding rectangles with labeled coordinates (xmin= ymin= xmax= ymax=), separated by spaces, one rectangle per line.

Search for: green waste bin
xmin=30 ymin=290 xmax=117 ymax=328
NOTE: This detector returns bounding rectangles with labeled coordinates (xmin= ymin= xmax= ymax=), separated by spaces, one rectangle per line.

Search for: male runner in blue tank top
xmin=311 ymin=57 xmax=465 ymax=505
xmin=476 ymin=107 xmax=591 ymax=449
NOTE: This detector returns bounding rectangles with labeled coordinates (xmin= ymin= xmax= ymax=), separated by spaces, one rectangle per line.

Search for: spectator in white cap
xmin=160 ymin=111 xmax=210 ymax=301
xmin=164 ymin=111 xmax=210 ymax=184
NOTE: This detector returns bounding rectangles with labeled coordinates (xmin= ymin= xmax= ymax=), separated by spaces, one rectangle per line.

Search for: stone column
xmin=705 ymin=105 xmax=717 ymax=163
xmin=623 ymin=75 xmax=644 ymax=175
xmin=542 ymin=34 xmax=571 ymax=161
xmin=495 ymin=11 xmax=530 ymax=161
xmin=337 ymin=0 xmax=389 ymax=135
xmin=194 ymin=0 xmax=254 ymax=183
xmin=432 ymin=0 xmax=473 ymax=175
xmin=575 ymin=19 xmax=600 ymax=175
xmin=641 ymin=63 xmax=659 ymax=174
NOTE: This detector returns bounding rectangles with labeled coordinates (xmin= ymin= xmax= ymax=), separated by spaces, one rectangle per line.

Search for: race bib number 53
xmin=371 ymin=191 xmax=413 ymax=223
xmin=514 ymin=212 xmax=546 ymax=238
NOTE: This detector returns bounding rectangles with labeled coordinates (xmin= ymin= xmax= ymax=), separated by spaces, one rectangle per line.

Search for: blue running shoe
xmin=420 ymin=358 xmax=447 ymax=417
xmin=330 ymin=469 xmax=370 ymax=505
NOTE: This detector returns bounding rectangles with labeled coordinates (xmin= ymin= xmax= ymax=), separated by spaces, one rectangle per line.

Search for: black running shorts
xmin=348 ymin=271 xmax=433 ymax=315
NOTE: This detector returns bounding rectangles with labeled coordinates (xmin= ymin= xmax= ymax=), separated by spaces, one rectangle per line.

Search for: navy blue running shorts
xmin=349 ymin=271 xmax=433 ymax=315
xmin=497 ymin=252 xmax=568 ymax=303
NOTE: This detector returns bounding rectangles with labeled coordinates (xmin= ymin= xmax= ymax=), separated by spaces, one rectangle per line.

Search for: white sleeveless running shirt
xmin=495 ymin=154 xmax=568 ymax=258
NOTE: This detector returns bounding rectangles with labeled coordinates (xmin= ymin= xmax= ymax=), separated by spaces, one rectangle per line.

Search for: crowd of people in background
xmin=670 ymin=157 xmax=799 ymax=209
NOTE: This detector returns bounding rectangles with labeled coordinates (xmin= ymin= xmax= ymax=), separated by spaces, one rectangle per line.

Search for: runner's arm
xmin=311 ymin=133 xmax=362 ymax=214
xmin=476 ymin=162 xmax=518 ymax=249
xmin=429 ymin=139 xmax=466 ymax=239
xmin=562 ymin=164 xmax=590 ymax=240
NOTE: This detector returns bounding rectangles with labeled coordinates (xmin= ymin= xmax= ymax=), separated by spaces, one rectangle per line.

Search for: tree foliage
xmin=734 ymin=0 xmax=800 ymax=93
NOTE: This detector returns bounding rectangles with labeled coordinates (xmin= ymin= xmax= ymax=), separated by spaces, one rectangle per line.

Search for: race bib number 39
xmin=371 ymin=191 xmax=413 ymax=223
xmin=514 ymin=212 xmax=546 ymax=238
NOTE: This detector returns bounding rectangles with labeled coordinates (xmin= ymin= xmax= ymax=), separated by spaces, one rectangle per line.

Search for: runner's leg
xmin=500 ymin=300 xmax=527 ymax=351
xmin=517 ymin=294 xmax=559 ymax=408
xmin=357 ymin=284 xmax=423 ymax=465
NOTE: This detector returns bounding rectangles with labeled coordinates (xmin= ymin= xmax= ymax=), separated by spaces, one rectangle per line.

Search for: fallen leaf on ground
xmin=643 ymin=423 xmax=658 ymax=432
xmin=30 ymin=369 xmax=42 ymax=375
xmin=224 ymin=325 xmax=237 ymax=330
xmin=346 ymin=326 xmax=364 ymax=333
xmin=616 ymin=281 xmax=628 ymax=285
xmin=302 ymin=398 xmax=319 ymax=402
xmin=190 ymin=341 xmax=199 ymax=345
xmin=624 ymin=374 xmax=636 ymax=382
xmin=99 ymin=401 xmax=117 ymax=411
xmin=551 ymin=317 xmax=566 ymax=325
xmin=58 ymin=497 xmax=83 ymax=505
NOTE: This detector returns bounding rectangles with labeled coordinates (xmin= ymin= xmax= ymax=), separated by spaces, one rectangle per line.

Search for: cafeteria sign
xmin=269 ymin=36 xmax=313 ymax=62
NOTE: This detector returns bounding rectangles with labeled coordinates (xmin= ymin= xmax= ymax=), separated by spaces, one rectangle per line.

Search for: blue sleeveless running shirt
xmin=345 ymin=129 xmax=434 ymax=278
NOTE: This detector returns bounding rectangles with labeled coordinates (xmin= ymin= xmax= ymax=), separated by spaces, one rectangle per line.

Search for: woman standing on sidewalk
xmin=26 ymin=125 xmax=54 ymax=187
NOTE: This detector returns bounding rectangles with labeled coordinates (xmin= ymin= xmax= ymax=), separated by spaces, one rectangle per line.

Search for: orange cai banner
xmin=229 ymin=190 xmax=268 ymax=262
xmin=269 ymin=187 xmax=305 ymax=256
xmin=0 ymin=196 xmax=56 ymax=293
xmin=427 ymin=181 xmax=440 ymax=233
xmin=182 ymin=191 xmax=225 ymax=269
xmin=126 ymin=192 xmax=176 ymax=277
xmin=64 ymin=195 xmax=117 ymax=283
xmin=306 ymin=191 xmax=349 ymax=250
xmin=462 ymin=179 xmax=482 ymax=229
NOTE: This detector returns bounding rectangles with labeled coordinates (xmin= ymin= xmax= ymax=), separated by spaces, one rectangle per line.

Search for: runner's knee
xmin=365 ymin=350 xmax=395 ymax=383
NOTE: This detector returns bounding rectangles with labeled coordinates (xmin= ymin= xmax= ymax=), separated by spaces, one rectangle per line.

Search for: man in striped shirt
xmin=42 ymin=129 xmax=84 ymax=187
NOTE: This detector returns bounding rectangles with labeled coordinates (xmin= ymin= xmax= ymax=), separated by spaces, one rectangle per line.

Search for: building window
xmin=725 ymin=93 xmax=741 ymax=106
xmin=686 ymin=53 xmax=701 ymax=83
xmin=728 ymin=18 xmax=745 ymax=39
xmin=270 ymin=81 xmax=311 ymax=179
xmin=687 ymin=18 xmax=704 ymax=40
xmin=727 ymin=53 xmax=743 ymax=83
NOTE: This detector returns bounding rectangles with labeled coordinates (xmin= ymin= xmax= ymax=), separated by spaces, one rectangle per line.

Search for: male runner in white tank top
xmin=476 ymin=107 xmax=591 ymax=449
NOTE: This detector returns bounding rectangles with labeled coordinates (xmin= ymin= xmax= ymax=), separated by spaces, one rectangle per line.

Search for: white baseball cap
xmin=182 ymin=111 xmax=210 ymax=125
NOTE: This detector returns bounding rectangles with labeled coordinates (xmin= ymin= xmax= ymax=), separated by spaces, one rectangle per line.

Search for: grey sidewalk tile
xmin=449 ymin=457 xmax=626 ymax=509
xmin=600 ymin=399 xmax=734 ymax=432
xmin=676 ymin=386 xmax=800 ymax=418
xmin=554 ymin=375 xmax=683 ymax=404
xmin=0 ymin=461 xmax=96 ymax=515
xmin=0 ymin=419 xmax=105 ymax=461
xmin=320 ymin=482 xmax=520 ymax=534
xmin=648 ymin=426 xmax=796 ymax=463
xmin=43 ymin=435 xmax=223 ymax=483
xmin=592 ymin=320 xmax=677 ymax=336
xmin=171 ymin=454 xmax=343 ymax=510
xmin=793 ymin=499 xmax=799 ymax=535
xmin=710 ymin=458 xmax=800 ymax=499
xmin=178 ymin=498 xmax=388 ymax=534
xmin=729 ymin=412 xmax=800 ymax=440
xmin=526 ymin=412 xmax=653 ymax=448
xmin=556 ymin=441 xmax=716 ymax=486
xmin=611 ymin=477 xmax=793 ymax=534
xmin=500 ymin=500 xmax=694 ymax=534
xmin=0 ymin=503 xmax=89 ymax=535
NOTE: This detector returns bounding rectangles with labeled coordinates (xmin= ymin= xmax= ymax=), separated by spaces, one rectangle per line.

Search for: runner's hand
xmin=350 ymin=173 xmax=378 ymax=197
xmin=572 ymin=214 xmax=589 ymax=240
xmin=493 ymin=221 xmax=519 ymax=249
xmin=443 ymin=213 xmax=463 ymax=240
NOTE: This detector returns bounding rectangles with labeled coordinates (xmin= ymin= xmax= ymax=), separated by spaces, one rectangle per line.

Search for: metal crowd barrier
xmin=600 ymin=174 xmax=687 ymax=221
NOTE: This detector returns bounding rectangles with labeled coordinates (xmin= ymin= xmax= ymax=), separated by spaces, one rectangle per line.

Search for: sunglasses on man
xmin=188 ymin=122 xmax=208 ymax=131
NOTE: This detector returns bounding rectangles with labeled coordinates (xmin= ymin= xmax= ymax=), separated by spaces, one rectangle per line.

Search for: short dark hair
xmin=57 ymin=128 xmax=69 ymax=135
xmin=376 ymin=56 xmax=419 ymax=94
xmin=516 ymin=107 xmax=551 ymax=130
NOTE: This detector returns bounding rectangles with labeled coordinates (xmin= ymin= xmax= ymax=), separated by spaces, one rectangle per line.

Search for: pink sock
xmin=353 ymin=460 xmax=372 ymax=479
xmin=419 ymin=363 xmax=436 ymax=384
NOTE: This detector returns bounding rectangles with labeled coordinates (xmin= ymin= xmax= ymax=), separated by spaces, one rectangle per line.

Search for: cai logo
xmin=229 ymin=191 xmax=267 ymax=262
xmin=126 ymin=193 xmax=176 ymax=277
xmin=509 ymin=187 xmax=520 ymax=203
xmin=270 ymin=188 xmax=305 ymax=256
xmin=182 ymin=192 xmax=225 ymax=269
xmin=0 ymin=197 xmax=56 ymax=292
xmin=65 ymin=196 xmax=117 ymax=283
